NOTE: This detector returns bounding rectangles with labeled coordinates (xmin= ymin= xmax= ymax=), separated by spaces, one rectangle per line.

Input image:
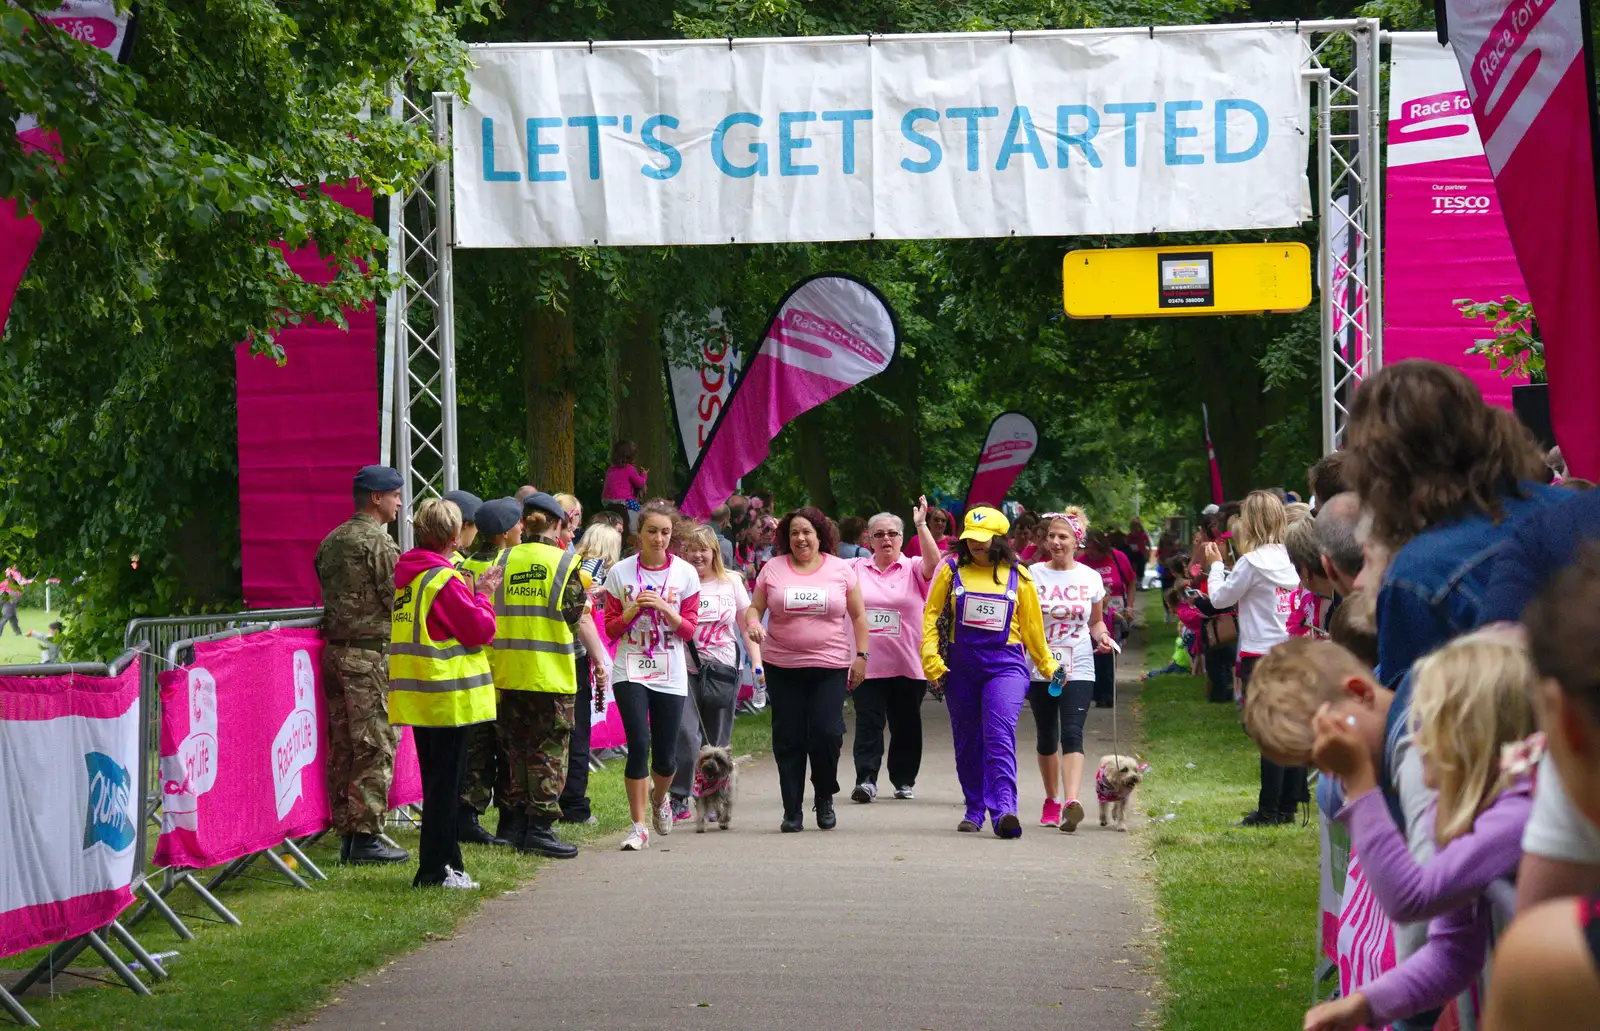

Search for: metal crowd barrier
xmin=3 ymin=648 xmax=159 ymax=1028
xmin=122 ymin=612 xmax=326 ymax=940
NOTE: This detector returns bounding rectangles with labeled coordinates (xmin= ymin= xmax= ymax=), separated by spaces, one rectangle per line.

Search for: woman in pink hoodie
xmin=390 ymin=498 xmax=502 ymax=889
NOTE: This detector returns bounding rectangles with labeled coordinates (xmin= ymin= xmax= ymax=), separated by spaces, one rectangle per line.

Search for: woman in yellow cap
xmin=922 ymin=506 xmax=1063 ymax=837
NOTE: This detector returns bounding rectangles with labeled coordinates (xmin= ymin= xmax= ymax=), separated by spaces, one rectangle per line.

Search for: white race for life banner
xmin=454 ymin=28 xmax=1312 ymax=247
xmin=664 ymin=309 xmax=741 ymax=467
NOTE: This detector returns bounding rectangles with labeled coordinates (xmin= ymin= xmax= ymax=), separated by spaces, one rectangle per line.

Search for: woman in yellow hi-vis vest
xmin=451 ymin=497 xmax=524 ymax=848
xmin=389 ymin=498 xmax=501 ymax=889
xmin=490 ymin=492 xmax=610 ymax=859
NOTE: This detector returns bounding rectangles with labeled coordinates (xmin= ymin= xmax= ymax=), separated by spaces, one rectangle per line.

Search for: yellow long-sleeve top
xmin=921 ymin=561 xmax=1059 ymax=681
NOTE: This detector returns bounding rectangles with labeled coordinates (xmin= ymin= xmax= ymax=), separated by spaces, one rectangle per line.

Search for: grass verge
xmin=6 ymin=707 xmax=772 ymax=1030
xmin=1137 ymin=595 xmax=1318 ymax=1031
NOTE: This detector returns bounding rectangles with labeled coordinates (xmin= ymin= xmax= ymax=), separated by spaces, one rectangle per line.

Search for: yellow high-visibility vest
xmin=388 ymin=566 xmax=496 ymax=727
xmin=491 ymin=539 xmax=578 ymax=694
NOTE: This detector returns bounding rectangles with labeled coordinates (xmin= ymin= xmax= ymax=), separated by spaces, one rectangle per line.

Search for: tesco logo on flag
xmin=1432 ymin=195 xmax=1492 ymax=214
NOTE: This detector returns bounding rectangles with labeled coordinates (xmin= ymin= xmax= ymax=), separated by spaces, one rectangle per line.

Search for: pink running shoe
xmin=1040 ymin=798 xmax=1063 ymax=827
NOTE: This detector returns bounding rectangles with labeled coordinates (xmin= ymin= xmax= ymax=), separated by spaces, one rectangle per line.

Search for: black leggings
xmin=1029 ymin=680 xmax=1094 ymax=755
xmin=612 ymin=681 xmax=683 ymax=780
xmin=766 ymin=664 xmax=849 ymax=817
xmin=1092 ymin=650 xmax=1117 ymax=708
xmin=1239 ymin=655 xmax=1308 ymax=815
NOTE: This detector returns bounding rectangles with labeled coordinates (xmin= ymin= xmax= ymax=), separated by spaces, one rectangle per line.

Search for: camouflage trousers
xmin=323 ymin=645 xmax=401 ymax=834
xmin=498 ymin=690 xmax=574 ymax=821
xmin=459 ymin=719 xmax=503 ymax=814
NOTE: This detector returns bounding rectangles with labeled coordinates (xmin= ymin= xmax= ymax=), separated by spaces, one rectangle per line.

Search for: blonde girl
xmin=1201 ymin=489 xmax=1304 ymax=826
xmin=1304 ymin=629 xmax=1537 ymax=1031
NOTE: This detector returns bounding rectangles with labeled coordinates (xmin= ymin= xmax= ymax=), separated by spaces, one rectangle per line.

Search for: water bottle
xmin=752 ymin=666 xmax=768 ymax=708
xmin=1048 ymin=666 xmax=1066 ymax=698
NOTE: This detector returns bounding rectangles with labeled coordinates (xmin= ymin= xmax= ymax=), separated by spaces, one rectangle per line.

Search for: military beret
xmin=441 ymin=490 xmax=483 ymax=523
xmin=353 ymin=465 xmax=403 ymax=492
xmin=522 ymin=491 xmax=567 ymax=523
xmin=475 ymin=498 xmax=521 ymax=537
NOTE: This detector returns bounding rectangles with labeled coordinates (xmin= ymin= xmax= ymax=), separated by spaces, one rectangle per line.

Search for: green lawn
xmin=6 ymin=708 xmax=771 ymax=1030
xmin=0 ymin=607 xmax=56 ymax=665
xmin=1137 ymin=595 xmax=1320 ymax=1031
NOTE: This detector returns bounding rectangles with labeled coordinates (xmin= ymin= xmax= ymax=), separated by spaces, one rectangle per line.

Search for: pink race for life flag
xmin=0 ymin=658 xmax=142 ymax=958
xmin=0 ymin=3 xmax=136 ymax=334
xmin=1385 ymin=34 xmax=1530 ymax=410
xmin=1442 ymin=0 xmax=1600 ymax=476
xmin=154 ymin=629 xmax=334 ymax=869
xmin=679 ymin=274 xmax=899 ymax=518
xmin=965 ymin=412 xmax=1038 ymax=509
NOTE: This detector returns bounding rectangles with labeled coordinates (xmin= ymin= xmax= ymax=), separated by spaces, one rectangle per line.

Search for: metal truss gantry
xmin=387 ymin=21 xmax=1386 ymax=518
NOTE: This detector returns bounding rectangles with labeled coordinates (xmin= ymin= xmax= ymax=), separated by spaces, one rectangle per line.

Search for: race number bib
xmin=1050 ymin=647 xmax=1071 ymax=665
xmin=625 ymin=651 xmax=669 ymax=685
xmin=785 ymin=586 xmax=828 ymax=615
xmin=867 ymin=608 xmax=901 ymax=637
xmin=961 ymin=596 xmax=1007 ymax=633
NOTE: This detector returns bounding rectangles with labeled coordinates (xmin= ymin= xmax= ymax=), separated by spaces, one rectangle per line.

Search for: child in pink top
xmin=602 ymin=440 xmax=648 ymax=526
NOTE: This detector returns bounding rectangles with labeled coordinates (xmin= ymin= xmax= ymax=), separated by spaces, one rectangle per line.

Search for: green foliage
xmin=1457 ymin=295 xmax=1544 ymax=382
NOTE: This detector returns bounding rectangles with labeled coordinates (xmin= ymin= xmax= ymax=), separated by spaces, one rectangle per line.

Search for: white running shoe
xmin=654 ymin=796 xmax=675 ymax=836
xmin=894 ymin=785 xmax=915 ymax=800
xmin=441 ymin=866 xmax=479 ymax=890
xmin=851 ymin=782 xmax=877 ymax=804
xmin=620 ymin=822 xmax=649 ymax=851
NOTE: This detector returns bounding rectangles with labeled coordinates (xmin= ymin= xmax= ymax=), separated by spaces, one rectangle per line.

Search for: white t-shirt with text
xmin=1027 ymin=562 xmax=1107 ymax=682
xmin=603 ymin=555 xmax=701 ymax=696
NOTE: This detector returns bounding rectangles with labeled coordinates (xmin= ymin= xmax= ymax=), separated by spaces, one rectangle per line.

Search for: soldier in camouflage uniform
xmin=316 ymin=465 xmax=408 ymax=865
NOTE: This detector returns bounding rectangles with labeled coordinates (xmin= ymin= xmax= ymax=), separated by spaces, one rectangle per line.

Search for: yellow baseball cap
xmin=959 ymin=506 xmax=1010 ymax=543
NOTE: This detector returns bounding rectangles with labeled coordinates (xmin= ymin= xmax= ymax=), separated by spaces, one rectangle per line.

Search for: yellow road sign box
xmin=1062 ymin=242 xmax=1312 ymax=318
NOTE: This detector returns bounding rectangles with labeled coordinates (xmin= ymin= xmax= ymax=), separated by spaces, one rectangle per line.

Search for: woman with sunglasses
xmin=848 ymin=497 xmax=943 ymax=804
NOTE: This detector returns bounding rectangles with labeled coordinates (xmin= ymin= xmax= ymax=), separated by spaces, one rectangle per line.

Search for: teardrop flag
xmin=679 ymin=274 xmax=899 ymax=518
xmin=964 ymin=412 xmax=1039 ymax=509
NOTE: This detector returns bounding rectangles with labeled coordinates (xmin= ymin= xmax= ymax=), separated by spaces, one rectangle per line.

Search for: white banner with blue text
xmin=453 ymin=28 xmax=1312 ymax=247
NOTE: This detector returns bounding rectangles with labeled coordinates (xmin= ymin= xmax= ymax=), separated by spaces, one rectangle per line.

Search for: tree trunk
xmin=795 ymin=407 xmax=838 ymax=517
xmin=1188 ymin=320 xmax=1269 ymax=501
xmin=610 ymin=305 xmax=675 ymax=500
xmin=524 ymin=261 xmax=577 ymax=493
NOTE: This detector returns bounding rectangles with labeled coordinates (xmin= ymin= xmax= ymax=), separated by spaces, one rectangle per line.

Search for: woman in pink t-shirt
xmin=746 ymin=507 xmax=870 ymax=833
xmin=847 ymin=497 xmax=942 ymax=804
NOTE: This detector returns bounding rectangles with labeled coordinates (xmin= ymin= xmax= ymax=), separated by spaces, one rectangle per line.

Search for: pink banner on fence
xmin=1443 ymin=0 xmax=1600 ymax=475
xmin=680 ymin=274 xmax=899 ymax=518
xmin=1337 ymin=848 xmax=1398 ymax=1023
xmin=154 ymin=630 xmax=333 ymax=869
xmin=236 ymin=181 xmax=379 ymax=609
xmin=0 ymin=659 xmax=141 ymax=958
xmin=965 ymin=412 xmax=1037 ymax=508
xmin=390 ymin=727 xmax=422 ymax=809
xmin=1385 ymin=35 xmax=1530 ymax=410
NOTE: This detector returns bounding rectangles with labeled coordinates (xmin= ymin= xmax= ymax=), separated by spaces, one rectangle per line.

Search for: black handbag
xmin=686 ymin=641 xmax=741 ymax=709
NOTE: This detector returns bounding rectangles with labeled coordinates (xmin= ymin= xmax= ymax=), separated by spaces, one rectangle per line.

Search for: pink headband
xmin=1043 ymin=512 xmax=1087 ymax=547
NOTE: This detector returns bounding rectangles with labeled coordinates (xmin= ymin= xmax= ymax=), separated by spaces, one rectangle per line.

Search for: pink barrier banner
xmin=680 ymin=274 xmax=899 ymax=518
xmin=1337 ymin=848 xmax=1398 ymax=1024
xmin=1443 ymin=0 xmax=1600 ymax=476
xmin=0 ymin=659 xmax=141 ymax=958
xmin=965 ymin=412 xmax=1037 ymax=508
xmin=236 ymin=181 xmax=379 ymax=609
xmin=155 ymin=630 xmax=333 ymax=868
xmin=391 ymin=726 xmax=422 ymax=809
xmin=1386 ymin=35 xmax=1530 ymax=410
xmin=1 ymin=4 xmax=135 ymax=334
xmin=154 ymin=628 xmax=421 ymax=867
xmin=589 ymin=614 xmax=627 ymax=750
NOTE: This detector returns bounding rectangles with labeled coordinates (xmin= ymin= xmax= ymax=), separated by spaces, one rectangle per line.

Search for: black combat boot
xmin=518 ymin=816 xmax=578 ymax=859
xmin=458 ymin=806 xmax=509 ymax=847
xmin=497 ymin=807 xmax=526 ymax=847
xmin=344 ymin=832 xmax=409 ymax=864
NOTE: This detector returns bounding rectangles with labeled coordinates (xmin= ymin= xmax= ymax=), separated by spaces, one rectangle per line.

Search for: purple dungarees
xmin=943 ymin=560 xmax=1031 ymax=828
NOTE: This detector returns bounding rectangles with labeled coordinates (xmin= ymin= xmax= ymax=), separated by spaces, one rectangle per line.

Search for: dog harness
xmin=692 ymin=768 xmax=730 ymax=799
xmin=1095 ymin=766 xmax=1125 ymax=804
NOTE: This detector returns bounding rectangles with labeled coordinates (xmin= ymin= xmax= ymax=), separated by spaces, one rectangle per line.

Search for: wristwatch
xmin=856 ymin=651 xmax=869 ymax=660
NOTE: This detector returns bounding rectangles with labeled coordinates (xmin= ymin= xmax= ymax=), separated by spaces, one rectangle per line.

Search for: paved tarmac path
xmin=300 ymin=649 xmax=1156 ymax=1031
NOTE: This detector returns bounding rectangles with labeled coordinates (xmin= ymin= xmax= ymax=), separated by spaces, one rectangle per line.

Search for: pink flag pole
xmin=1202 ymin=403 xmax=1225 ymax=505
